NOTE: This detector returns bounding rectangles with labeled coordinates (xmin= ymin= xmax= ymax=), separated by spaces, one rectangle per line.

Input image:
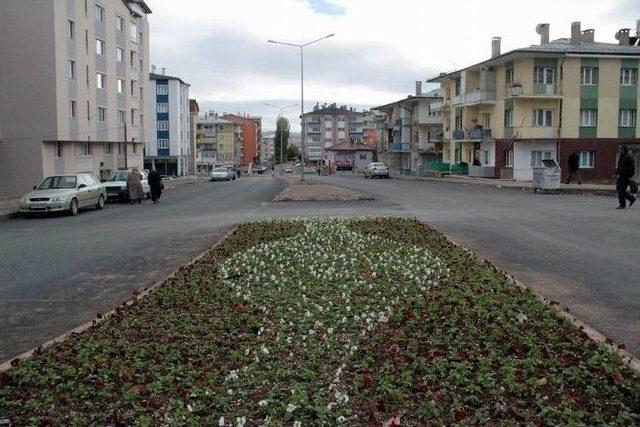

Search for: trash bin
xmin=532 ymin=159 xmax=561 ymax=193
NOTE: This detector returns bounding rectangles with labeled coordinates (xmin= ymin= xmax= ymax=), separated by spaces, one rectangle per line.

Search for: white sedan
xmin=103 ymin=170 xmax=150 ymax=200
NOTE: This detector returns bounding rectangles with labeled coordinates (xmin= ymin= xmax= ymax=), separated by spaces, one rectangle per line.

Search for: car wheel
xmin=96 ymin=194 xmax=105 ymax=210
xmin=69 ymin=198 xmax=79 ymax=216
xmin=146 ymin=192 xmax=151 ymax=199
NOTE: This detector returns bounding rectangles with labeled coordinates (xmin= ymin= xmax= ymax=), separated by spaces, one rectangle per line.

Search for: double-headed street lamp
xmin=264 ymin=102 xmax=298 ymax=167
xmin=268 ymin=33 xmax=335 ymax=180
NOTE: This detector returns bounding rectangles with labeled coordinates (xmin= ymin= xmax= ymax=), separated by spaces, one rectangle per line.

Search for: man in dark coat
xmin=615 ymin=146 xmax=636 ymax=209
xmin=147 ymin=169 xmax=163 ymax=204
xmin=566 ymin=151 xmax=581 ymax=184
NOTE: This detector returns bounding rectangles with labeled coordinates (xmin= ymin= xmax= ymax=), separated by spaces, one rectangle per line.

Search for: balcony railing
xmin=453 ymin=129 xmax=465 ymax=140
xmin=468 ymin=128 xmax=492 ymax=140
xmin=391 ymin=142 xmax=410 ymax=152
xmin=417 ymin=141 xmax=436 ymax=152
xmin=505 ymin=83 xmax=562 ymax=98
xmin=504 ymin=126 xmax=559 ymax=139
xmin=428 ymin=131 xmax=443 ymax=142
xmin=452 ymin=90 xmax=496 ymax=106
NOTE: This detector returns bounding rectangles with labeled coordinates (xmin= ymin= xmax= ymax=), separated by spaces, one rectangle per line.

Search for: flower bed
xmin=1 ymin=218 xmax=639 ymax=425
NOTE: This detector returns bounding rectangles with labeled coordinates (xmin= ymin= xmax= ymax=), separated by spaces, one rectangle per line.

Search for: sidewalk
xmin=391 ymin=174 xmax=616 ymax=196
xmin=0 ymin=175 xmax=208 ymax=221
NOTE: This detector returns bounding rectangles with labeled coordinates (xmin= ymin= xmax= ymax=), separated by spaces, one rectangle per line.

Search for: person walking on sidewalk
xmin=148 ymin=168 xmax=163 ymax=204
xmin=615 ymin=145 xmax=636 ymax=209
xmin=566 ymin=151 xmax=581 ymax=184
xmin=126 ymin=168 xmax=144 ymax=205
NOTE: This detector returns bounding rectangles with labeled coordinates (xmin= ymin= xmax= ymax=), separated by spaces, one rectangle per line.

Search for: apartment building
xmin=259 ymin=132 xmax=275 ymax=164
xmin=195 ymin=113 xmax=243 ymax=173
xmin=302 ymin=103 xmax=366 ymax=164
xmin=188 ymin=99 xmax=200 ymax=174
xmin=0 ymin=0 xmax=152 ymax=196
xmin=373 ymin=83 xmax=444 ymax=173
xmin=144 ymin=72 xmax=190 ymax=176
xmin=429 ymin=21 xmax=640 ymax=182
xmin=222 ymin=114 xmax=262 ymax=168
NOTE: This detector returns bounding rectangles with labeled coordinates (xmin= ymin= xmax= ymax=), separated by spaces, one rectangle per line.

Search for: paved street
xmin=1 ymin=175 xmax=639 ymax=361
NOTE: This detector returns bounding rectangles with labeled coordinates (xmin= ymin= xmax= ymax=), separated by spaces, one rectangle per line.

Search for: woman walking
xmin=148 ymin=168 xmax=163 ymax=204
xmin=126 ymin=168 xmax=144 ymax=205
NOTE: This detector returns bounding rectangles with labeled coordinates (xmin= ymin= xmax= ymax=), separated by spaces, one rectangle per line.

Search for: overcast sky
xmin=148 ymin=0 xmax=637 ymax=131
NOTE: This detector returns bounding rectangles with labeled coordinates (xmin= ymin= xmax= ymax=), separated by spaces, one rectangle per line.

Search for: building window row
xmin=97 ymin=106 xmax=107 ymax=122
xmin=157 ymin=139 xmax=169 ymax=149
xmin=157 ymin=121 xmax=169 ymax=131
xmin=580 ymin=67 xmax=598 ymax=85
xmin=157 ymin=84 xmax=169 ymax=95
xmin=619 ymin=109 xmax=636 ymax=127
xmin=96 ymin=38 xmax=105 ymax=55
xmin=580 ymin=109 xmax=597 ymax=127
xmin=157 ymin=103 xmax=169 ymax=113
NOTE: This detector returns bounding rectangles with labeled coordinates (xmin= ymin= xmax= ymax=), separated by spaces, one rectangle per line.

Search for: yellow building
xmin=195 ymin=115 xmax=243 ymax=172
xmin=429 ymin=22 xmax=640 ymax=182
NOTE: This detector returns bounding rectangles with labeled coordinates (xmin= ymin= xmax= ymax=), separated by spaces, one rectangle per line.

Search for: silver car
xmin=364 ymin=162 xmax=389 ymax=179
xmin=104 ymin=170 xmax=151 ymax=200
xmin=210 ymin=167 xmax=233 ymax=181
xmin=19 ymin=173 xmax=106 ymax=216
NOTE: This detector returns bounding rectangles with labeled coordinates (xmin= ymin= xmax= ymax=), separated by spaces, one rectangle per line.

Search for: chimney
xmin=491 ymin=37 xmax=501 ymax=58
xmin=581 ymin=29 xmax=594 ymax=43
xmin=151 ymin=64 xmax=157 ymax=73
xmin=570 ymin=21 xmax=581 ymax=44
xmin=615 ymin=28 xmax=631 ymax=45
xmin=161 ymin=67 xmax=166 ymax=75
xmin=536 ymin=23 xmax=550 ymax=44
xmin=415 ymin=81 xmax=423 ymax=96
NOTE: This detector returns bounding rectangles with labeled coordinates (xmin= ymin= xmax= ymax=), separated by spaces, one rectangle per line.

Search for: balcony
xmin=453 ymin=129 xmax=465 ymax=140
xmin=428 ymin=131 xmax=443 ymax=142
xmin=417 ymin=141 xmax=436 ymax=152
xmin=468 ymin=128 xmax=492 ymax=140
xmin=452 ymin=90 xmax=496 ymax=107
xmin=391 ymin=142 xmax=410 ymax=152
xmin=417 ymin=115 xmax=442 ymax=125
xmin=504 ymin=83 xmax=562 ymax=99
xmin=505 ymin=126 xmax=559 ymax=139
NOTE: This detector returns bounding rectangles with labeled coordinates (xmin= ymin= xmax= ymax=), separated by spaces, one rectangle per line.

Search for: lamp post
xmin=264 ymin=102 xmax=298 ymax=169
xmin=268 ymin=33 xmax=335 ymax=180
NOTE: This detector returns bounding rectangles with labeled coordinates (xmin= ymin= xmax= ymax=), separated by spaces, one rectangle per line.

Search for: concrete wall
xmin=513 ymin=140 xmax=557 ymax=181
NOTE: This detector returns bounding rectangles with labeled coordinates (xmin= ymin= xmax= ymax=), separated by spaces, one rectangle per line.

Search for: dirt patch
xmin=273 ymin=177 xmax=372 ymax=202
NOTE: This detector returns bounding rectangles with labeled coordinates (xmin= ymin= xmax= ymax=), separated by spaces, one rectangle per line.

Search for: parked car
xmin=254 ymin=165 xmax=268 ymax=174
xmin=364 ymin=162 xmax=389 ymax=179
xmin=19 ymin=173 xmax=106 ymax=216
xmin=284 ymin=166 xmax=293 ymax=174
xmin=219 ymin=164 xmax=237 ymax=180
xmin=210 ymin=167 xmax=233 ymax=181
xmin=103 ymin=170 xmax=151 ymax=201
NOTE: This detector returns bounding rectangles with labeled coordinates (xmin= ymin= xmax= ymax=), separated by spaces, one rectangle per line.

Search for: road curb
xmin=392 ymin=175 xmax=617 ymax=197
xmin=0 ymin=211 xmax=22 ymax=221
xmin=0 ymin=225 xmax=240 ymax=371
xmin=438 ymin=226 xmax=640 ymax=373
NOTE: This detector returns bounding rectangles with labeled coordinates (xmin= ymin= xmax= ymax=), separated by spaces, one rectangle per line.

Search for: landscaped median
xmin=1 ymin=218 xmax=639 ymax=425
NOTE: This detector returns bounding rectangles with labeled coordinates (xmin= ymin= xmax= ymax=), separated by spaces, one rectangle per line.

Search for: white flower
xmin=225 ymin=370 xmax=238 ymax=381
xmin=337 ymin=416 xmax=346 ymax=423
xmin=219 ymin=416 xmax=225 ymax=426
xmin=236 ymin=416 xmax=246 ymax=427
xmin=187 ymin=404 xmax=193 ymax=412
xmin=258 ymin=399 xmax=268 ymax=407
xmin=286 ymin=403 xmax=297 ymax=413
xmin=227 ymin=389 xmax=234 ymax=395
xmin=261 ymin=345 xmax=269 ymax=355
xmin=293 ymin=422 xmax=302 ymax=427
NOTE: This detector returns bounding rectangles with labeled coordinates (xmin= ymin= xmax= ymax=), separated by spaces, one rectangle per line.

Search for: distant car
xmin=103 ymin=170 xmax=150 ymax=200
xmin=218 ymin=164 xmax=237 ymax=180
xmin=364 ymin=162 xmax=389 ymax=179
xmin=284 ymin=166 xmax=293 ymax=174
xmin=254 ymin=165 xmax=268 ymax=174
xmin=19 ymin=173 xmax=106 ymax=216
xmin=210 ymin=167 xmax=233 ymax=181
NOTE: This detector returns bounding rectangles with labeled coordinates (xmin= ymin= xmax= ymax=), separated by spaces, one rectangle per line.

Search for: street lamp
xmin=268 ymin=33 xmax=335 ymax=180
xmin=264 ymin=102 xmax=298 ymax=168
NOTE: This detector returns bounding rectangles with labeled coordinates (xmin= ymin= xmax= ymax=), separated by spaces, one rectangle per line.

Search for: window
xmin=504 ymin=109 xmax=513 ymax=127
xmin=117 ymin=79 xmax=125 ymax=94
xmin=157 ymin=139 xmax=169 ymax=149
xmin=157 ymin=121 xmax=169 ymax=131
xmin=157 ymin=84 xmax=168 ymax=95
xmin=532 ymin=109 xmax=553 ymax=127
xmin=505 ymin=149 xmax=514 ymax=167
xmin=55 ymin=142 xmax=63 ymax=158
xmin=533 ymin=67 xmax=554 ymax=84
xmin=505 ymin=68 xmax=514 ymax=85
xmin=620 ymin=68 xmax=637 ymax=86
xmin=95 ymin=38 xmax=105 ymax=55
xmin=131 ymin=109 xmax=137 ymax=125
xmin=130 ymin=80 xmax=136 ymax=96
xmin=96 ymin=73 xmax=106 ymax=89
xmin=104 ymin=142 xmax=112 ymax=154
xmin=67 ymin=20 xmax=75 ymax=38
xmin=80 ymin=141 xmax=91 ymax=156
xmin=580 ymin=109 xmax=597 ymax=127
xmin=116 ymin=47 xmax=124 ymax=62
xmin=67 ymin=60 xmax=76 ymax=79
xmin=619 ymin=109 xmax=637 ymax=127
xmin=116 ymin=16 xmax=124 ymax=31
xmin=531 ymin=150 xmax=552 ymax=167
xmin=483 ymin=150 xmax=490 ymax=165
xmin=454 ymin=78 xmax=461 ymax=96
xmin=579 ymin=151 xmax=594 ymax=168
xmin=130 ymin=21 xmax=138 ymax=42
xmin=70 ymin=100 xmax=76 ymax=118
xmin=95 ymin=5 xmax=104 ymax=22
xmin=118 ymin=110 xmax=126 ymax=124
xmin=581 ymin=67 xmax=598 ymax=85
xmin=482 ymin=113 xmax=491 ymax=128
xmin=97 ymin=107 xmax=107 ymax=122
xmin=157 ymin=103 xmax=168 ymax=113
xmin=130 ymin=51 xmax=136 ymax=67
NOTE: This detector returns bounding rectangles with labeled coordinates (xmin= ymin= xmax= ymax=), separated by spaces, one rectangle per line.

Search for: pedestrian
xmin=615 ymin=145 xmax=636 ymax=210
xmin=236 ymin=169 xmax=241 ymax=179
xmin=566 ymin=151 xmax=581 ymax=184
xmin=126 ymin=167 xmax=144 ymax=205
xmin=148 ymin=168 xmax=163 ymax=204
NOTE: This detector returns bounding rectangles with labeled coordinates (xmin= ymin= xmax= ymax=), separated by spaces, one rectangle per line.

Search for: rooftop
xmin=150 ymin=72 xmax=190 ymax=86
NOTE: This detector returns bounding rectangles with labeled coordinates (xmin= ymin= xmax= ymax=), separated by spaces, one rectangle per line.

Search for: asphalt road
xmin=1 ymin=174 xmax=638 ymax=361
